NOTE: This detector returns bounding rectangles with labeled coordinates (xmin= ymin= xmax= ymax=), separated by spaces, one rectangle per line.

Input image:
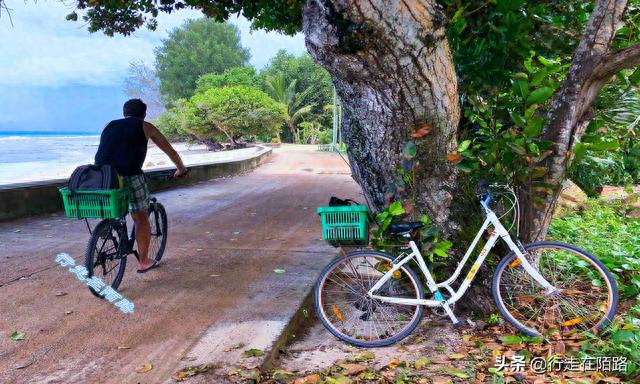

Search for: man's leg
xmin=131 ymin=210 xmax=153 ymax=268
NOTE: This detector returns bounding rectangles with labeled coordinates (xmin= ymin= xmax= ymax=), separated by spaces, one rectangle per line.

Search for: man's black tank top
xmin=95 ymin=117 xmax=148 ymax=176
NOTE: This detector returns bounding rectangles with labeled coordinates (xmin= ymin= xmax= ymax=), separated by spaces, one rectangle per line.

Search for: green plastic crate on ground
xmin=317 ymin=205 xmax=369 ymax=246
xmin=59 ymin=188 xmax=129 ymax=219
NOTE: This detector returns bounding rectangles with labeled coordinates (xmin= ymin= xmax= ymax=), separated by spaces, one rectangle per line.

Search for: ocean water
xmin=0 ymin=132 xmax=100 ymax=185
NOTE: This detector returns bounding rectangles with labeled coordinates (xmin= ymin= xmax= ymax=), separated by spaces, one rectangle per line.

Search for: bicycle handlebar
xmin=153 ymin=168 xmax=190 ymax=181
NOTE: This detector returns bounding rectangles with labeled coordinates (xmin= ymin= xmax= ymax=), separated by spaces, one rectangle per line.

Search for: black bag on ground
xmin=68 ymin=164 xmax=120 ymax=191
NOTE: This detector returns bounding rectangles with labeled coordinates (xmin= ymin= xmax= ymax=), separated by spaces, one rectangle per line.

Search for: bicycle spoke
xmin=318 ymin=254 xmax=422 ymax=345
xmin=497 ymin=245 xmax=614 ymax=337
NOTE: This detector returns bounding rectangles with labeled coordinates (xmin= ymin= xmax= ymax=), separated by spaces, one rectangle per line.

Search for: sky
xmin=0 ymin=0 xmax=307 ymax=134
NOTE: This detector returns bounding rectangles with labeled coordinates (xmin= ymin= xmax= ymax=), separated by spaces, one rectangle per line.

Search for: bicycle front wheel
xmin=493 ymin=241 xmax=618 ymax=337
xmin=85 ymin=219 xmax=128 ymax=297
xmin=148 ymin=202 xmax=168 ymax=262
xmin=314 ymin=251 xmax=424 ymax=347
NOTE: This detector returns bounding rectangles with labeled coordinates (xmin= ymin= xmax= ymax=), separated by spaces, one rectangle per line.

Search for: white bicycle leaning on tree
xmin=314 ymin=184 xmax=619 ymax=347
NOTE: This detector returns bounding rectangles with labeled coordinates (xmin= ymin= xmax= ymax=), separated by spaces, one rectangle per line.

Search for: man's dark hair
xmin=123 ymin=98 xmax=147 ymax=118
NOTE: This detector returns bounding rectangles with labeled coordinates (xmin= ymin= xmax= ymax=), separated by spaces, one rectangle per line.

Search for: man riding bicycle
xmin=95 ymin=98 xmax=188 ymax=273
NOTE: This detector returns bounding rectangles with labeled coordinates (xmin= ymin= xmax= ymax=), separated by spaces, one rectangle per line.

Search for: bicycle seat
xmin=388 ymin=222 xmax=424 ymax=234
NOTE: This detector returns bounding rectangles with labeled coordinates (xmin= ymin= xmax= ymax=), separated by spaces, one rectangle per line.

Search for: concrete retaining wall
xmin=0 ymin=146 xmax=272 ymax=222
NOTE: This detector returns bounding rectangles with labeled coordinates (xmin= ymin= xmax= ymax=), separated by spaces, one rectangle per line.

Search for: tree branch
xmin=599 ymin=42 xmax=640 ymax=78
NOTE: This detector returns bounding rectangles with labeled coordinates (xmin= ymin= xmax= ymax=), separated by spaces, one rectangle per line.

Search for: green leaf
xmin=512 ymin=72 xmax=528 ymax=80
xmin=537 ymin=56 xmax=557 ymax=67
xmin=513 ymin=79 xmax=529 ymax=98
xmin=500 ymin=335 xmax=523 ymax=345
xmin=584 ymin=138 xmax=620 ymax=151
xmin=573 ymin=142 xmax=587 ymax=163
xmin=630 ymin=67 xmax=640 ymax=86
xmin=451 ymin=6 xmax=465 ymax=22
xmin=10 ymin=331 xmax=25 ymax=341
xmin=402 ymin=141 xmax=417 ymax=159
xmin=526 ymin=87 xmax=554 ymax=105
xmin=419 ymin=214 xmax=432 ymax=226
xmin=524 ymin=116 xmax=544 ymax=138
xmin=612 ymin=330 xmax=635 ymax=343
xmin=388 ymin=201 xmax=405 ymax=216
xmin=243 ymin=348 xmax=264 ymax=357
xmin=510 ymin=112 xmax=527 ymax=128
xmin=458 ymin=139 xmax=471 ymax=152
xmin=524 ymin=103 xmax=539 ymax=119
xmin=506 ymin=142 xmax=527 ymax=156
xmin=436 ymin=240 xmax=452 ymax=251
xmin=376 ymin=211 xmax=389 ymax=223
xmin=273 ymin=268 xmax=286 ymax=274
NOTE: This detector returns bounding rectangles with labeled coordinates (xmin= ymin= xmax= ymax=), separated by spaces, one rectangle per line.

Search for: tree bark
xmin=522 ymin=0 xmax=639 ymax=242
xmin=303 ymin=0 xmax=461 ymax=233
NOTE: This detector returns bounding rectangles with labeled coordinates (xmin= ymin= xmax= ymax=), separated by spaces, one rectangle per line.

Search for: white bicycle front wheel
xmin=314 ymin=251 xmax=424 ymax=347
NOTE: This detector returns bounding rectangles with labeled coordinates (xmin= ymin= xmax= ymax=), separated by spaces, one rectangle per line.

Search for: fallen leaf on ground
xmin=64 ymin=311 xmax=73 ymax=315
xmin=439 ymin=367 xmax=470 ymax=379
xmin=55 ymin=292 xmax=67 ymax=297
xmin=272 ymin=369 xmax=294 ymax=380
xmin=135 ymin=363 xmax=153 ymax=373
xmin=173 ymin=363 xmax=215 ymax=381
xmin=209 ymin=274 xmax=220 ymax=277
xmin=13 ymin=360 xmax=34 ymax=370
xmin=273 ymin=269 xmax=286 ymax=274
xmin=223 ymin=342 xmax=245 ymax=352
xmin=338 ymin=363 xmax=367 ymax=375
xmin=431 ymin=376 xmax=453 ymax=384
xmin=10 ymin=331 xmax=25 ymax=341
xmin=386 ymin=358 xmax=401 ymax=369
xmin=117 ymin=346 xmax=130 ymax=350
xmin=243 ymin=348 xmax=264 ymax=357
xmin=294 ymin=373 xmax=321 ymax=384
xmin=347 ymin=351 xmax=375 ymax=362
xmin=414 ymin=357 xmax=430 ymax=370
xmin=448 ymin=353 xmax=465 ymax=360
xmin=326 ymin=376 xmax=352 ymax=384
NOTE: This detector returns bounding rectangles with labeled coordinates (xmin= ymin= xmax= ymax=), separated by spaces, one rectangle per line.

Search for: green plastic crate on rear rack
xmin=317 ymin=204 xmax=370 ymax=246
xmin=59 ymin=188 xmax=129 ymax=219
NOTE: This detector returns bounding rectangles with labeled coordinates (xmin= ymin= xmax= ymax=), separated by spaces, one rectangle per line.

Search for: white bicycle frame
xmin=367 ymin=197 xmax=557 ymax=325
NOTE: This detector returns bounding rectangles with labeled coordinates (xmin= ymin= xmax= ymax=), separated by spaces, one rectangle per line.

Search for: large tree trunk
xmin=522 ymin=0 xmax=640 ymax=242
xmin=303 ymin=0 xmax=461 ymax=234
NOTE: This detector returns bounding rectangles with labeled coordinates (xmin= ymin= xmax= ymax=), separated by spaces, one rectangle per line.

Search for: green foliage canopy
xmin=154 ymin=18 xmax=250 ymax=101
xmin=195 ymin=66 xmax=260 ymax=92
xmin=179 ymin=86 xmax=287 ymax=142
xmin=72 ymin=0 xmax=304 ymax=36
xmin=260 ymin=51 xmax=332 ymax=114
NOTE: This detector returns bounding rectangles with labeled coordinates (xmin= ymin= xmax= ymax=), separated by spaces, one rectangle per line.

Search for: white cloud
xmin=0 ymin=0 xmax=306 ymax=88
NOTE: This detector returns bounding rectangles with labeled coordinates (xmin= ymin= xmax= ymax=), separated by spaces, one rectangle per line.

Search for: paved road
xmin=0 ymin=146 xmax=361 ymax=383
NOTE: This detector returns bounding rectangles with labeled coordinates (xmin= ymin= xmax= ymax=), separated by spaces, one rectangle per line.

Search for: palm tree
xmin=264 ymin=73 xmax=315 ymax=143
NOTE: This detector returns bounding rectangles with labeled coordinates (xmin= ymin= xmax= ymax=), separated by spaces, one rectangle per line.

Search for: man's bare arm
xmin=143 ymin=121 xmax=188 ymax=176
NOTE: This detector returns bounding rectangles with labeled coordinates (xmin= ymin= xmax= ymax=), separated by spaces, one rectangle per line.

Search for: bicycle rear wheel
xmin=85 ymin=219 xmax=128 ymax=297
xmin=493 ymin=241 xmax=618 ymax=337
xmin=148 ymin=202 xmax=168 ymax=262
xmin=314 ymin=251 xmax=424 ymax=347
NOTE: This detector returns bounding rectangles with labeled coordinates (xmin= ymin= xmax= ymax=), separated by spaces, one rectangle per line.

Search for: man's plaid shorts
xmin=121 ymin=174 xmax=149 ymax=212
